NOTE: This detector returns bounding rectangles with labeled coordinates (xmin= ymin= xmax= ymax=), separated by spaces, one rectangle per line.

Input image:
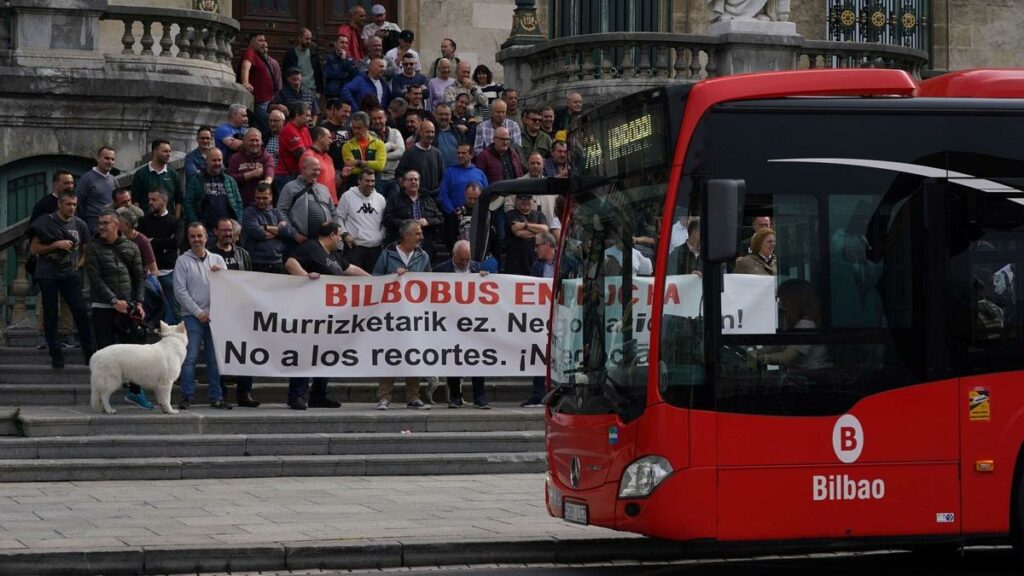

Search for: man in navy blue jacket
xmin=435 ymin=239 xmax=490 ymax=408
xmin=342 ymin=58 xmax=392 ymax=112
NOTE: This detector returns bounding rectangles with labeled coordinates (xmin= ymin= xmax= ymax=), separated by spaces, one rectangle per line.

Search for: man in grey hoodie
xmin=372 ymin=219 xmax=431 ymax=410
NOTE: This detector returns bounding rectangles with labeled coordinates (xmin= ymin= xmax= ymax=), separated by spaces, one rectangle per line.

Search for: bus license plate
xmin=563 ymin=501 xmax=588 ymax=525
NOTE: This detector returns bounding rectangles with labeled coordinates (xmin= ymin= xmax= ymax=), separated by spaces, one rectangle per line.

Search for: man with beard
xmin=282 ymin=28 xmax=322 ymax=97
xmin=242 ymin=182 xmax=296 ymax=274
xmin=337 ymin=169 xmax=387 ymax=272
xmin=228 ymin=128 xmax=275 ymax=207
xmin=209 ymin=217 xmax=260 ymax=408
xmin=30 ymin=187 xmax=95 ymax=369
xmin=240 ymin=32 xmax=281 ymax=136
xmin=184 ymin=148 xmax=243 ymax=243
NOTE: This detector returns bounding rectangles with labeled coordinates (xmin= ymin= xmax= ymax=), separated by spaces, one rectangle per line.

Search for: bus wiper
xmin=542 ymin=368 xmax=586 ymax=405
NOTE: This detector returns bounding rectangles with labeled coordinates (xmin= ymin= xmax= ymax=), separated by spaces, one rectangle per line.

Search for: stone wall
xmin=410 ymin=0 xmax=517 ymax=83
xmin=934 ymin=0 xmax=1024 ymax=70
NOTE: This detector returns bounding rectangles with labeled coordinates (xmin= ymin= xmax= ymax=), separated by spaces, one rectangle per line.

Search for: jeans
xmin=157 ymin=273 xmax=180 ymax=325
xmin=447 ymin=377 xmax=486 ymax=405
xmin=37 ymin=275 xmax=95 ymax=361
xmin=253 ymin=101 xmax=271 ymax=142
xmin=180 ymin=315 xmax=222 ymax=402
xmin=288 ymin=377 xmax=328 ymax=400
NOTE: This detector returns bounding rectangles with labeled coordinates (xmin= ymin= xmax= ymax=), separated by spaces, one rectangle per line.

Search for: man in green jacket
xmin=131 ymin=139 xmax=184 ymax=217
xmin=184 ymin=148 xmax=243 ymax=245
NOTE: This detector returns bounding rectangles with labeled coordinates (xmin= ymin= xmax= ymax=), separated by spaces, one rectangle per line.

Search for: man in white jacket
xmin=337 ymin=169 xmax=388 ymax=272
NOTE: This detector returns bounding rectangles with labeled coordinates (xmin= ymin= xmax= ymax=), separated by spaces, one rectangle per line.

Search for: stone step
xmin=0 ymin=407 xmax=17 ymax=436
xmin=0 ymin=347 xmax=87 ymax=364
xmin=0 ymin=380 xmax=533 ymax=407
xmin=0 ymin=363 xmax=533 ymax=385
xmin=15 ymin=404 xmax=545 ymax=437
xmin=0 ymin=430 xmax=544 ymax=459
xmin=0 ymin=451 xmax=546 ymax=482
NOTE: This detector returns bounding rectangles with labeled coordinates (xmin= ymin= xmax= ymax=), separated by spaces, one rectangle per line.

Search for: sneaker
xmin=287 ymin=397 xmax=308 ymax=411
xmin=474 ymin=401 xmax=492 ymax=410
xmin=423 ymin=377 xmax=440 ymax=405
xmin=448 ymin=398 xmax=464 ymax=409
xmin=62 ymin=335 xmax=79 ymax=349
xmin=177 ymin=397 xmax=192 ymax=410
xmin=125 ymin=390 xmax=154 ymax=410
xmin=308 ymin=396 xmax=341 ymax=408
xmin=35 ymin=337 xmax=46 ymax=350
xmin=210 ymin=399 xmax=233 ymax=410
xmin=520 ymin=399 xmax=544 ymax=408
xmin=376 ymin=399 xmax=390 ymax=410
xmin=407 ymin=398 xmax=430 ymax=410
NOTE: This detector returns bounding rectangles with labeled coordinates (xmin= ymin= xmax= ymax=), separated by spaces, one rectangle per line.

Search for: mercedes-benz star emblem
xmin=569 ymin=456 xmax=581 ymax=488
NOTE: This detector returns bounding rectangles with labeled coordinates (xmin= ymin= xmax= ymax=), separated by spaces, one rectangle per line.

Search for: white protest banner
xmin=550 ymin=273 xmax=777 ymax=378
xmin=209 ymin=270 xmax=552 ymax=377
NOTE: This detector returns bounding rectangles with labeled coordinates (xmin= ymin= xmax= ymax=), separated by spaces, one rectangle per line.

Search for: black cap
xmin=399 ymin=30 xmax=414 ymax=42
xmin=286 ymin=66 xmax=302 ymax=76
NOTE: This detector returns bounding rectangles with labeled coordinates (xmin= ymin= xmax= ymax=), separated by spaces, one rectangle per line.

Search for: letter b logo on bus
xmin=832 ymin=414 xmax=864 ymax=464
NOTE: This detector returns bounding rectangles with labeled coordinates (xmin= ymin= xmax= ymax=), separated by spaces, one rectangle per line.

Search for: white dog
xmin=90 ymin=321 xmax=188 ymax=415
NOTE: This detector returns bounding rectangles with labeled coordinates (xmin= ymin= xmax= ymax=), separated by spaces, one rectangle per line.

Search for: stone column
xmin=707 ymin=19 xmax=803 ymax=76
xmin=498 ymin=0 xmax=547 ymax=98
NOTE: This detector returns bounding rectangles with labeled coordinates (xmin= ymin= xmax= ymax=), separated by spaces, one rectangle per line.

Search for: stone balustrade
xmin=100 ymin=5 xmax=239 ymax=78
xmin=500 ymin=31 xmax=929 ymax=109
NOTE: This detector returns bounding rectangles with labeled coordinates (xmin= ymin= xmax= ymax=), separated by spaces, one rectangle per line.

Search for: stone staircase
xmin=0 ymin=347 xmax=547 ymax=483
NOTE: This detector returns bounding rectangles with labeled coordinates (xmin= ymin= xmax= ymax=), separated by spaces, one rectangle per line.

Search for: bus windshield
xmin=549 ymin=93 xmax=669 ymax=421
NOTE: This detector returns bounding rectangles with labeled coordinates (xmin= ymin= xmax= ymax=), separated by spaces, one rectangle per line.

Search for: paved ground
xmin=0 ymin=473 xmax=660 ymax=575
xmin=0 ymin=474 xmax=603 ymax=549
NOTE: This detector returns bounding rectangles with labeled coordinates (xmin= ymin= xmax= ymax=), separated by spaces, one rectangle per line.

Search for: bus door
xmin=946 ymin=136 xmax=1024 ymax=536
xmin=700 ymin=110 xmax=960 ymax=542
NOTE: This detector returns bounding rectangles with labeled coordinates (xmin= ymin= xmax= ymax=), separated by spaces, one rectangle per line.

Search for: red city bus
xmin=530 ymin=68 xmax=1024 ymax=552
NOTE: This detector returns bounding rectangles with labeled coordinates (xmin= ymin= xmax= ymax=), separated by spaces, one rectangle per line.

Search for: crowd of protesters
xmin=28 ymin=6 xmax=582 ymax=413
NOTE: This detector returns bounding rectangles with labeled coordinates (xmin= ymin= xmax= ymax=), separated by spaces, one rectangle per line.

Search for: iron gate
xmin=828 ymin=0 xmax=930 ymax=52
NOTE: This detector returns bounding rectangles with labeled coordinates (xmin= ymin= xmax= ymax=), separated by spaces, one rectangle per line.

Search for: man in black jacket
xmin=137 ymin=188 xmax=184 ymax=324
xmin=282 ymin=28 xmax=323 ymax=98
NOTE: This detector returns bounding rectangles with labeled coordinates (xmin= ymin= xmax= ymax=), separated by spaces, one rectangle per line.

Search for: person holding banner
xmin=521 ymin=231 xmax=559 ymax=408
xmin=435 ymin=240 xmax=491 ymax=409
xmin=284 ymin=221 xmax=370 ymax=410
xmin=174 ymin=223 xmax=231 ymax=410
xmin=372 ymin=219 xmax=432 ymax=410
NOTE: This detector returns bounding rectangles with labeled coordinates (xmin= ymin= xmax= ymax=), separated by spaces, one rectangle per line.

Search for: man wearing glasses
xmin=391 ymin=52 xmax=429 ymax=103
xmin=519 ymin=107 xmax=552 ymax=165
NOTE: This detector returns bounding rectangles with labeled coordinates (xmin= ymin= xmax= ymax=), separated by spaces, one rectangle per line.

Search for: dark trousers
xmin=529 ymin=376 xmax=545 ymax=403
xmin=442 ymin=212 xmax=459 ymax=252
xmin=288 ymin=377 xmax=329 ymax=401
xmin=348 ymin=244 xmax=382 ymax=274
xmin=91 ymin=306 xmax=141 ymax=394
xmin=447 ymin=377 xmax=486 ymax=405
xmin=37 ymin=276 xmax=95 ymax=362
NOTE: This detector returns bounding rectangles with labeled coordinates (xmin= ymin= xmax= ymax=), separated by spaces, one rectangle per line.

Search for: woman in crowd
xmin=734 ymin=227 xmax=776 ymax=275
xmin=474 ymin=65 xmax=504 ymax=121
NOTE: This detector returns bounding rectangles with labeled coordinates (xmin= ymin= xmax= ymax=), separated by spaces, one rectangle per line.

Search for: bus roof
xmin=917 ymin=69 xmax=1024 ymax=98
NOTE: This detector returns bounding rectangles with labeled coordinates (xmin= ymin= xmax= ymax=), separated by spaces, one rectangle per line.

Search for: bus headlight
xmin=618 ymin=456 xmax=673 ymax=499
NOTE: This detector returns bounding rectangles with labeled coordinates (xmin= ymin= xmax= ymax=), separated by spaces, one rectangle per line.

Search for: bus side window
xmin=962 ymin=194 xmax=1024 ymax=371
